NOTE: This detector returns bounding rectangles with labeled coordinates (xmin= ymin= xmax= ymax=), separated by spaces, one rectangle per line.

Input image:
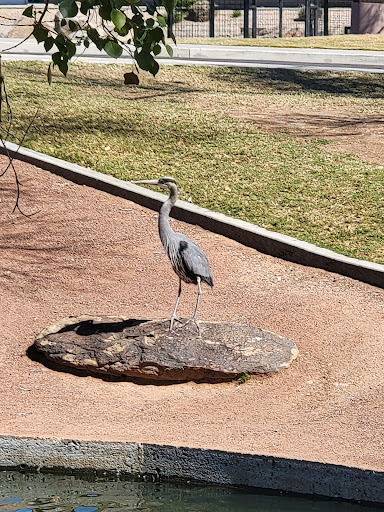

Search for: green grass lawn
xmin=2 ymin=61 xmax=384 ymax=264
xmin=178 ymin=34 xmax=384 ymax=51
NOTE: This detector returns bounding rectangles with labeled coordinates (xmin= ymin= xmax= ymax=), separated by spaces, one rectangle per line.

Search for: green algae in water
xmin=0 ymin=471 xmax=380 ymax=512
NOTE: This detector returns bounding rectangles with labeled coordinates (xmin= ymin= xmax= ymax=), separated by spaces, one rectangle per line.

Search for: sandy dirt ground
xmin=0 ymin=156 xmax=383 ymax=471
xmin=231 ymin=108 xmax=384 ymax=167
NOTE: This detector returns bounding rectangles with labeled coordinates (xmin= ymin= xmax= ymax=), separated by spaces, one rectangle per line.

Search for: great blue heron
xmin=133 ymin=177 xmax=213 ymax=331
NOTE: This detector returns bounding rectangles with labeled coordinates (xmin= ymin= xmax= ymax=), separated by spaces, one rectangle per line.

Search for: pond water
xmin=0 ymin=471 xmax=379 ymax=512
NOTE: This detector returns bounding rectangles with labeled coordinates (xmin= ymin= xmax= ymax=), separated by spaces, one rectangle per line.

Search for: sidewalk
xmin=0 ymin=36 xmax=384 ymax=72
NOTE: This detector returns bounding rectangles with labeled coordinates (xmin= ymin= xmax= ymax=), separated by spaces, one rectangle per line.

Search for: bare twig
xmin=0 ymin=59 xmax=39 ymax=217
xmin=0 ymin=14 xmax=20 ymax=21
xmin=0 ymin=113 xmax=40 ymax=217
xmin=37 ymin=0 xmax=50 ymax=25
xmin=0 ymin=54 xmax=2 ymax=123
xmin=1 ymin=33 xmax=33 ymax=53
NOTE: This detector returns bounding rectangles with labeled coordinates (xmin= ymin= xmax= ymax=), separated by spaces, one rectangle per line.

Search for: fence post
xmin=313 ymin=0 xmax=319 ymax=35
xmin=279 ymin=0 xmax=283 ymax=37
xmin=167 ymin=9 xmax=174 ymax=39
xmin=244 ymin=0 xmax=250 ymax=37
xmin=305 ymin=0 xmax=311 ymax=36
xmin=209 ymin=0 xmax=215 ymax=37
xmin=252 ymin=0 xmax=257 ymax=38
xmin=323 ymin=0 xmax=329 ymax=35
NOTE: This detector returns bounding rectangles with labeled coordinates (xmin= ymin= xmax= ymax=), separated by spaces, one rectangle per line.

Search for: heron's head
xmin=133 ymin=177 xmax=178 ymax=190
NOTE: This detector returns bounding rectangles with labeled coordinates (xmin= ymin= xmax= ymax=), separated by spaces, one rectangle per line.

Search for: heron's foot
xmin=180 ymin=317 xmax=200 ymax=335
xmin=169 ymin=315 xmax=182 ymax=332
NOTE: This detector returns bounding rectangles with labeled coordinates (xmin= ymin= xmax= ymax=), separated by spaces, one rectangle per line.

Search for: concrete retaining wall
xmin=0 ymin=436 xmax=383 ymax=504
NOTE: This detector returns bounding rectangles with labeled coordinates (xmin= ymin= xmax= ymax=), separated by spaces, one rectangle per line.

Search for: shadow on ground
xmin=209 ymin=67 xmax=384 ymax=98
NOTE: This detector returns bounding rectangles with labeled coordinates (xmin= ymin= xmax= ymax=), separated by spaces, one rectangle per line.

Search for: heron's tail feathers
xmin=203 ymin=275 xmax=214 ymax=288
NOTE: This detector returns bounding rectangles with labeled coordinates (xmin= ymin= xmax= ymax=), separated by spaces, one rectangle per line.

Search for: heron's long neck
xmin=158 ymin=183 xmax=178 ymax=250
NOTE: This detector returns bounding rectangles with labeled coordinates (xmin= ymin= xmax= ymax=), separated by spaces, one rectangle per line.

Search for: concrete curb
xmin=163 ymin=44 xmax=384 ymax=68
xmin=2 ymin=141 xmax=383 ymax=288
xmin=0 ymin=436 xmax=383 ymax=504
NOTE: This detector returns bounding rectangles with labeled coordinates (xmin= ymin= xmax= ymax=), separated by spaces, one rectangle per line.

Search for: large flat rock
xmin=34 ymin=315 xmax=298 ymax=382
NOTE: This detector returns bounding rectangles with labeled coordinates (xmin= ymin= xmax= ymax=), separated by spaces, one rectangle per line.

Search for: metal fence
xmin=170 ymin=0 xmax=352 ymax=38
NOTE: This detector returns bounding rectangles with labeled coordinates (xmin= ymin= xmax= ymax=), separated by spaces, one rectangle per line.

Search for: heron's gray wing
xmin=176 ymin=234 xmax=213 ymax=286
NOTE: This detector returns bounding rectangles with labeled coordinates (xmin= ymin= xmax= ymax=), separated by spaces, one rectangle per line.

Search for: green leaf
xmin=157 ymin=14 xmax=166 ymax=27
xmin=87 ymin=28 xmax=99 ymax=42
xmin=134 ymin=27 xmax=145 ymax=44
xmin=68 ymin=19 xmax=78 ymax=32
xmin=55 ymin=33 xmax=66 ymax=51
xmin=150 ymin=59 xmax=159 ymax=76
xmin=152 ymin=26 xmax=164 ymax=43
xmin=33 ymin=24 xmax=49 ymax=43
xmin=66 ymin=40 xmax=76 ymax=59
xmin=111 ymin=8 xmax=126 ymax=31
xmin=115 ymin=24 xmax=130 ymax=37
xmin=99 ymin=4 xmax=111 ymax=20
xmin=22 ymin=5 xmax=33 ymax=17
xmin=146 ymin=18 xmax=154 ymax=28
xmin=165 ymin=43 xmax=173 ymax=57
xmin=84 ymin=37 xmax=90 ymax=48
xmin=44 ymin=36 xmax=55 ymax=51
xmin=60 ymin=18 xmax=67 ymax=26
xmin=132 ymin=12 xmax=143 ymax=25
xmin=58 ymin=58 xmax=69 ymax=76
xmin=153 ymin=43 xmax=161 ymax=56
xmin=59 ymin=0 xmax=78 ymax=18
xmin=104 ymin=40 xmax=123 ymax=58
xmin=47 ymin=63 xmax=52 ymax=85
xmin=52 ymin=51 xmax=69 ymax=76
xmin=95 ymin=38 xmax=106 ymax=51
xmin=136 ymin=50 xmax=159 ymax=75
xmin=52 ymin=52 xmax=62 ymax=66
xmin=80 ymin=0 xmax=91 ymax=15
xmin=87 ymin=28 xmax=106 ymax=50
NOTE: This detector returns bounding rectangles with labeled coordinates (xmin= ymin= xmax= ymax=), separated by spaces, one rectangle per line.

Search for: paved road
xmin=0 ymin=37 xmax=383 ymax=73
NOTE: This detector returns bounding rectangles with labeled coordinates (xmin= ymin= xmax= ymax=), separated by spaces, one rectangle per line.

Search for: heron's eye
xmin=160 ymin=176 xmax=177 ymax=185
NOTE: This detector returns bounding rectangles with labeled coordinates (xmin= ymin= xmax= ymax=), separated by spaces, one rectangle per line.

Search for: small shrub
xmin=296 ymin=4 xmax=306 ymax=21
xmin=237 ymin=373 xmax=251 ymax=384
xmin=186 ymin=0 xmax=210 ymax=22
xmin=232 ymin=9 xmax=241 ymax=18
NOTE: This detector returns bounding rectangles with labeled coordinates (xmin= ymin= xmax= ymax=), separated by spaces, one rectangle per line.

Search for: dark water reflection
xmin=0 ymin=471 xmax=380 ymax=512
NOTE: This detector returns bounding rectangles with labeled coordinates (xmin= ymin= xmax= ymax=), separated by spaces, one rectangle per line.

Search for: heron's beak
xmin=133 ymin=179 xmax=160 ymax=185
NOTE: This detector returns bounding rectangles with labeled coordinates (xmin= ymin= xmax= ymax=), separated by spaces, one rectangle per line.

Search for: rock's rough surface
xmin=34 ymin=316 xmax=298 ymax=382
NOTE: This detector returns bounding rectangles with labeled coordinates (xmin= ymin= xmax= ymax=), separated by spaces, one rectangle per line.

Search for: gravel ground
xmin=1 ymin=156 xmax=383 ymax=470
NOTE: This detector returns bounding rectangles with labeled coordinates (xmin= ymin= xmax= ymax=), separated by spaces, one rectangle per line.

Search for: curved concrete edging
xmin=0 ymin=436 xmax=383 ymax=504
xmin=1 ymin=140 xmax=383 ymax=288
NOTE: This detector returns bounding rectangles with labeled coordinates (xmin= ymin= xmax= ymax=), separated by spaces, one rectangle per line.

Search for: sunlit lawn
xmin=179 ymin=34 xmax=384 ymax=51
xmin=3 ymin=61 xmax=384 ymax=263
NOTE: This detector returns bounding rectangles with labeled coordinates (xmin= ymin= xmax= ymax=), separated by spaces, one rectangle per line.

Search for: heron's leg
xmin=192 ymin=276 xmax=202 ymax=321
xmin=169 ymin=278 xmax=182 ymax=331
xmin=182 ymin=277 xmax=202 ymax=334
